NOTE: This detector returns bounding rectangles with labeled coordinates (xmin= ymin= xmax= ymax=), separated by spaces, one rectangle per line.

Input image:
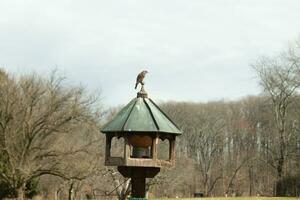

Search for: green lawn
xmin=153 ymin=198 xmax=300 ymax=200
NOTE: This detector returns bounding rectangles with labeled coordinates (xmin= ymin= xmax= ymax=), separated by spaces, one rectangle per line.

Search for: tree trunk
xmin=68 ymin=182 xmax=74 ymax=200
xmin=275 ymin=128 xmax=285 ymax=196
xmin=55 ymin=188 xmax=62 ymax=200
xmin=16 ymin=184 xmax=26 ymax=200
xmin=248 ymin=167 xmax=253 ymax=196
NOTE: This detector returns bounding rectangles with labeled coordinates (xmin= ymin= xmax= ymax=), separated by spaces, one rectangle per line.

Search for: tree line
xmin=156 ymin=38 xmax=300 ymax=197
xmin=0 ymin=38 xmax=299 ymax=199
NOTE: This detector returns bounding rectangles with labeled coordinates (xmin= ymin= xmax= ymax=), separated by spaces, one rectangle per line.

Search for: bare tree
xmin=252 ymin=38 xmax=300 ymax=196
xmin=0 ymin=71 xmax=101 ymax=200
xmin=162 ymin=102 xmax=225 ymax=196
xmin=192 ymin=108 xmax=224 ymax=196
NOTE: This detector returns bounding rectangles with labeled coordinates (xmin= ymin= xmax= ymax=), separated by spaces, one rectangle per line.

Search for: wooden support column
xmin=151 ymin=136 xmax=158 ymax=160
xmin=169 ymin=137 xmax=176 ymax=163
xmin=131 ymin=168 xmax=146 ymax=198
xmin=124 ymin=137 xmax=131 ymax=165
xmin=105 ymin=135 xmax=112 ymax=161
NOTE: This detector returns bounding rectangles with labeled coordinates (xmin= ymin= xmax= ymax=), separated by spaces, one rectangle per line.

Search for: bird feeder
xmin=101 ymin=84 xmax=182 ymax=199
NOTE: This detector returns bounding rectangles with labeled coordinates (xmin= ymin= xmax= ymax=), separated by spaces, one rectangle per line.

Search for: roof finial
xmin=135 ymin=70 xmax=148 ymax=98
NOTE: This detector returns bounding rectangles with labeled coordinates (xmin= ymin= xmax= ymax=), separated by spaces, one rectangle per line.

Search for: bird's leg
xmin=140 ymin=84 xmax=146 ymax=93
xmin=140 ymin=82 xmax=145 ymax=92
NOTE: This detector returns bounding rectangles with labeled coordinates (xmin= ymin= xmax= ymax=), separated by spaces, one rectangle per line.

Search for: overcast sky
xmin=1 ymin=0 xmax=300 ymax=106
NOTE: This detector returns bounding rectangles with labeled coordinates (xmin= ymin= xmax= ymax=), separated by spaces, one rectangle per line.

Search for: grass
xmin=152 ymin=198 xmax=300 ymax=200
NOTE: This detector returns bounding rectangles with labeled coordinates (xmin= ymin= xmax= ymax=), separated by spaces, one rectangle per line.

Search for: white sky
xmin=1 ymin=0 xmax=300 ymax=106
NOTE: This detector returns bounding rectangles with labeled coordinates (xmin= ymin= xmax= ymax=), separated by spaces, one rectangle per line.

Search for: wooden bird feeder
xmin=101 ymin=86 xmax=182 ymax=199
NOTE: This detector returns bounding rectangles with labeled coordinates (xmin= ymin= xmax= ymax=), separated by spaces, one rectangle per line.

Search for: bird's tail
xmin=135 ymin=82 xmax=138 ymax=89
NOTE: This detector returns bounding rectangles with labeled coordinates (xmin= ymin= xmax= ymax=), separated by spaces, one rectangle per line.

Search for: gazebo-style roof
xmin=101 ymin=96 xmax=182 ymax=135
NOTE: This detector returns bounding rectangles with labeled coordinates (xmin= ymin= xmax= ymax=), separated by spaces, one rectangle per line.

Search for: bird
xmin=135 ymin=70 xmax=148 ymax=89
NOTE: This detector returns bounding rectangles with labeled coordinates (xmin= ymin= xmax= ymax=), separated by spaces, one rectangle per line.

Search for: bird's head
xmin=142 ymin=70 xmax=148 ymax=74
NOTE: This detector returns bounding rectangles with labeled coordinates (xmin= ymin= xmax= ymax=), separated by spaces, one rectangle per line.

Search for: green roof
xmin=101 ymin=97 xmax=182 ymax=135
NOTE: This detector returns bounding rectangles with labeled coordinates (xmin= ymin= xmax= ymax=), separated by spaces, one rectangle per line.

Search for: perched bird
xmin=135 ymin=70 xmax=148 ymax=89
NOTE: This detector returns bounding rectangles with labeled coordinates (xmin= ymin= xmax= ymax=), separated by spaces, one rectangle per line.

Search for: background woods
xmin=0 ymin=38 xmax=300 ymax=199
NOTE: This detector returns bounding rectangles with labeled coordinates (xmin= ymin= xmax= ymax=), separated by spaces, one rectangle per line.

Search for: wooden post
xmin=105 ymin=135 xmax=112 ymax=161
xmin=169 ymin=137 xmax=175 ymax=163
xmin=131 ymin=168 xmax=146 ymax=198
xmin=118 ymin=167 xmax=160 ymax=199
xmin=124 ymin=137 xmax=131 ymax=165
xmin=151 ymin=136 xmax=158 ymax=160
